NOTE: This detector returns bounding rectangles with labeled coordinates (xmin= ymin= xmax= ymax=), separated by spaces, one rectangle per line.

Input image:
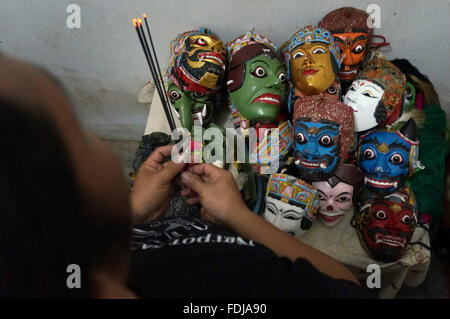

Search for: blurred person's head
xmin=0 ymin=54 xmax=133 ymax=298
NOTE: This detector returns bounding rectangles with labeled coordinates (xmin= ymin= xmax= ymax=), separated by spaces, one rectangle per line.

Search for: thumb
xmin=159 ymin=160 xmax=185 ymax=181
xmin=181 ymin=171 xmax=205 ymax=195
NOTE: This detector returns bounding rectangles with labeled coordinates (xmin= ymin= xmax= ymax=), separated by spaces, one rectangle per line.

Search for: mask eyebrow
xmin=336 ymin=192 xmax=352 ymax=197
xmin=317 ymin=189 xmax=328 ymax=198
xmin=387 ymin=140 xmax=410 ymax=153
xmin=352 ymin=35 xmax=367 ymax=43
xmin=295 ymin=121 xmax=310 ymax=130
xmin=362 ymin=136 xmax=381 ymax=147
xmin=250 ymin=59 xmax=270 ymax=69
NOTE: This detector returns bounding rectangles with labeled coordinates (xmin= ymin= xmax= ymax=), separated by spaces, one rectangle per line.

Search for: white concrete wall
xmin=1 ymin=0 xmax=449 ymax=140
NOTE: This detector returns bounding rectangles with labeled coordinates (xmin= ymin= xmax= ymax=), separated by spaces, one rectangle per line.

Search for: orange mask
xmin=333 ymin=32 xmax=369 ymax=81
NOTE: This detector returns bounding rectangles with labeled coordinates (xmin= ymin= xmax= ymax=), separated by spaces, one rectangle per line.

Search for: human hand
xmin=130 ymin=145 xmax=185 ymax=224
xmin=179 ymin=163 xmax=249 ymax=225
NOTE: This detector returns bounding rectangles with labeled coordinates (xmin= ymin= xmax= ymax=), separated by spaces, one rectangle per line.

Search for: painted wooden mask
xmin=318 ymin=7 xmax=373 ymax=83
xmin=226 ymin=30 xmax=287 ymax=129
xmin=356 ymin=187 xmax=418 ymax=262
xmin=168 ymin=28 xmax=226 ymax=93
xmin=343 ymin=52 xmax=406 ymax=132
xmin=263 ymin=174 xmax=319 ymax=237
xmin=293 ymin=95 xmax=354 ymax=181
xmin=312 ymin=164 xmax=362 ymax=227
xmin=287 ymin=26 xmax=341 ymax=97
xmin=358 ymin=118 xmax=420 ymax=195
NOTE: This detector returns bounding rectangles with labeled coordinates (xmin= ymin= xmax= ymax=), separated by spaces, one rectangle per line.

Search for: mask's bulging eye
xmin=352 ymin=44 xmax=364 ymax=54
xmin=363 ymin=148 xmax=375 ymax=160
xmin=349 ymin=83 xmax=357 ymax=91
xmin=401 ymin=215 xmax=411 ymax=225
xmin=327 ymin=85 xmax=337 ymax=95
xmin=390 ymin=153 xmax=404 ymax=165
xmin=292 ymin=51 xmax=304 ymax=59
xmin=253 ymin=66 xmax=266 ymax=78
xmin=193 ymin=91 xmax=206 ymax=98
xmin=278 ymin=73 xmax=286 ymax=82
xmin=296 ymin=132 xmax=306 ymax=144
xmin=375 ymin=210 xmax=387 ymax=220
xmin=169 ymin=90 xmax=181 ymax=102
xmin=194 ymin=38 xmax=207 ymax=46
xmin=319 ymin=135 xmax=333 ymax=146
xmin=406 ymin=86 xmax=413 ymax=98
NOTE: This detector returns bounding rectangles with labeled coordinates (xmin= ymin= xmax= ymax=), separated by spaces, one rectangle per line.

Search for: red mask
xmin=356 ymin=188 xmax=417 ymax=262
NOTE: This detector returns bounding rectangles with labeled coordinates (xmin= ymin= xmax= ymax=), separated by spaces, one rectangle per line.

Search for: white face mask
xmin=263 ymin=196 xmax=307 ymax=237
xmin=343 ymin=79 xmax=384 ymax=132
xmin=312 ymin=181 xmax=354 ymax=227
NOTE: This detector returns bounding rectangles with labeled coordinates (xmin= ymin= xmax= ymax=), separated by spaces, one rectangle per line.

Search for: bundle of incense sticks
xmin=133 ymin=14 xmax=176 ymax=131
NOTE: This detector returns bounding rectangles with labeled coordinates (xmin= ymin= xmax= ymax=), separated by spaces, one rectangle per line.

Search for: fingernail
xmin=181 ymin=171 xmax=191 ymax=181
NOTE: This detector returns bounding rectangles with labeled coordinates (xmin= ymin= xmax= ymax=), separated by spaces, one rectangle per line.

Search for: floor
xmin=105 ymin=138 xmax=450 ymax=299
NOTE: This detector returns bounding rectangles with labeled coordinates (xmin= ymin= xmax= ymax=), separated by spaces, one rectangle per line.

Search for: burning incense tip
xmin=138 ymin=18 xmax=142 ymax=25
xmin=133 ymin=18 xmax=137 ymax=27
xmin=143 ymin=13 xmax=147 ymax=18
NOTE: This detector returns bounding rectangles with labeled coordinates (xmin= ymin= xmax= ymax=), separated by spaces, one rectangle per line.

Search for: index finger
xmin=147 ymin=145 xmax=175 ymax=165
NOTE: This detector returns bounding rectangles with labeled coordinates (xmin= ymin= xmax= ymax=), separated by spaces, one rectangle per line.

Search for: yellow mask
xmin=290 ymin=42 xmax=335 ymax=96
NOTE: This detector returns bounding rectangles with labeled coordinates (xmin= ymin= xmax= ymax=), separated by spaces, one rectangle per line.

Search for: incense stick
xmin=133 ymin=18 xmax=176 ymax=131
xmin=142 ymin=14 xmax=171 ymax=110
xmin=138 ymin=18 xmax=176 ymax=131
xmin=138 ymin=18 xmax=175 ymax=129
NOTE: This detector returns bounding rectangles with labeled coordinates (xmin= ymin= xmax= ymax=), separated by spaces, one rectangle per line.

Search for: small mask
xmin=318 ymin=7 xmax=373 ymax=83
xmin=343 ymin=52 xmax=406 ymax=132
xmin=391 ymin=58 xmax=441 ymax=111
xmin=312 ymin=164 xmax=362 ymax=227
xmin=358 ymin=118 xmax=420 ymax=195
xmin=293 ymin=95 xmax=354 ymax=181
xmin=227 ymin=30 xmax=287 ymax=126
xmin=167 ymin=80 xmax=216 ymax=131
xmin=356 ymin=187 xmax=418 ymax=262
xmin=168 ymin=28 xmax=226 ymax=92
xmin=287 ymin=26 xmax=341 ymax=96
xmin=263 ymin=174 xmax=319 ymax=237
xmin=249 ymin=121 xmax=294 ymax=170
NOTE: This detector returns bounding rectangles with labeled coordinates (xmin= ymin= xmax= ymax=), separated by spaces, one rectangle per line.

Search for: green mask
xmin=168 ymin=81 xmax=215 ymax=131
xmin=229 ymin=55 xmax=287 ymax=123
xmin=404 ymin=82 xmax=416 ymax=113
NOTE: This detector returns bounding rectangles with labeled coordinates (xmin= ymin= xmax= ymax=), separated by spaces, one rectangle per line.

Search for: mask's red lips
xmin=251 ymin=93 xmax=282 ymax=105
xmin=302 ymin=69 xmax=318 ymax=76
xmin=198 ymin=52 xmax=225 ymax=68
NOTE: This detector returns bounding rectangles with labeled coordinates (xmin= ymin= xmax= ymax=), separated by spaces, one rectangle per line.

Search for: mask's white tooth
xmin=197 ymin=112 xmax=203 ymax=126
xmin=364 ymin=177 xmax=369 ymax=184
xmin=295 ymin=159 xmax=300 ymax=165
xmin=394 ymin=182 xmax=398 ymax=188
xmin=202 ymin=104 xmax=207 ymax=117
xmin=320 ymin=163 xmax=326 ymax=169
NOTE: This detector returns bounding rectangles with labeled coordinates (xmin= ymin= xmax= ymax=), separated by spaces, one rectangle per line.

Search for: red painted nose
xmin=327 ymin=205 xmax=333 ymax=211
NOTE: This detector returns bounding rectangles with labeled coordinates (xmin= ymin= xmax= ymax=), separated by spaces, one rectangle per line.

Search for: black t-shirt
xmin=128 ymin=216 xmax=370 ymax=299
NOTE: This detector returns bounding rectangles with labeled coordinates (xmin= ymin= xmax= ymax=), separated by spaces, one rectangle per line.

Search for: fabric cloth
xmin=408 ymin=104 xmax=447 ymax=229
xmin=299 ymin=208 xmax=431 ymax=299
xmin=128 ymin=216 xmax=369 ymax=299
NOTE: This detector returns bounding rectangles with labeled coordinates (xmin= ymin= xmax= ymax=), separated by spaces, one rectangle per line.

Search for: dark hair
xmin=0 ymin=99 xmax=91 ymax=298
xmin=227 ymin=43 xmax=277 ymax=92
